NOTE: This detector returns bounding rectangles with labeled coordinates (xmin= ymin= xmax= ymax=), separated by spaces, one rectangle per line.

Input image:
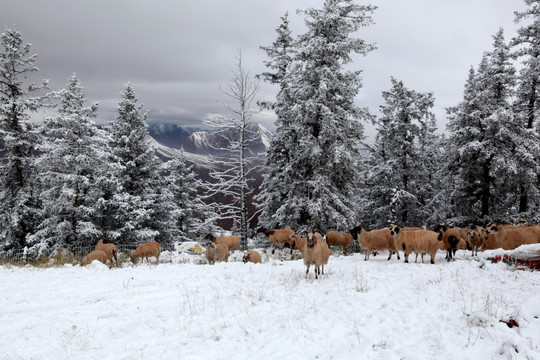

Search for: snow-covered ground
xmin=1 ymin=247 xmax=539 ymax=360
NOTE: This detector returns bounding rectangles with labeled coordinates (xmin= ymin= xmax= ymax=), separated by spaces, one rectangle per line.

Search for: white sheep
xmin=94 ymin=239 xmax=118 ymax=266
xmin=131 ymin=241 xmax=161 ymax=264
xmin=204 ymin=234 xmax=240 ymax=251
xmin=257 ymin=227 xmax=295 ymax=254
xmin=352 ymin=225 xmax=400 ymax=261
xmin=206 ymin=243 xmax=229 ymax=265
xmin=303 ymin=232 xmax=326 ymax=279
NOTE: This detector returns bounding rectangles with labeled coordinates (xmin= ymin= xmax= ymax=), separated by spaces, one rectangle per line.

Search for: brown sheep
xmin=206 ymin=243 xmax=229 ymax=265
xmin=392 ymin=227 xmax=441 ymax=264
xmin=325 ymin=231 xmax=353 ymax=254
xmin=466 ymin=226 xmax=485 ymax=256
xmin=131 ymin=241 xmax=161 ymax=264
xmin=82 ymin=249 xmax=108 ymax=266
xmin=204 ymin=234 xmax=240 ymax=251
xmin=303 ymin=232 xmax=326 ymax=279
xmin=289 ymin=234 xmax=307 ymax=253
xmin=433 ymin=225 xmax=471 ymax=261
xmin=353 ymin=225 xmax=400 ymax=261
xmin=257 ymin=227 xmax=295 ymax=254
xmin=486 ymin=225 xmax=540 ymax=250
xmin=319 ymin=239 xmax=333 ymax=275
xmin=242 ymin=250 xmax=262 ymax=264
xmin=95 ymin=239 xmax=118 ymax=266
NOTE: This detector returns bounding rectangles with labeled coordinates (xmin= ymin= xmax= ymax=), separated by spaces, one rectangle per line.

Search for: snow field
xmin=1 ymin=250 xmax=539 ymax=360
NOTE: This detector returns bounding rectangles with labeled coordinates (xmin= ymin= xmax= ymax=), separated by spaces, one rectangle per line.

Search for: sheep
xmin=242 ymin=250 xmax=262 ymax=264
xmin=131 ymin=241 xmax=161 ymax=264
xmin=319 ymin=238 xmax=333 ymax=275
xmin=257 ymin=227 xmax=295 ymax=254
xmin=205 ymin=243 xmax=229 ymax=265
xmin=485 ymin=224 xmax=540 ymax=250
xmin=289 ymin=234 xmax=306 ymax=253
xmin=303 ymin=232 xmax=326 ymax=279
xmin=433 ymin=225 xmax=471 ymax=261
xmin=95 ymin=239 xmax=118 ymax=266
xmin=325 ymin=231 xmax=353 ymax=254
xmin=352 ymin=225 xmax=400 ymax=261
xmin=204 ymin=234 xmax=240 ymax=251
xmin=82 ymin=249 xmax=108 ymax=266
xmin=391 ymin=226 xmax=441 ymax=264
xmin=466 ymin=226 xmax=486 ymax=256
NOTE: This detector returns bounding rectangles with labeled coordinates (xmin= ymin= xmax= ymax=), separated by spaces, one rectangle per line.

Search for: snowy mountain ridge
xmin=148 ymin=122 xmax=272 ymax=170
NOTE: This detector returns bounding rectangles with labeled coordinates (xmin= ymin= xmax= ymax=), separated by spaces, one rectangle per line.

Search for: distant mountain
xmin=147 ymin=123 xmax=201 ymax=149
xmin=182 ymin=123 xmax=272 ymax=158
xmin=148 ymin=122 xmax=272 ymax=170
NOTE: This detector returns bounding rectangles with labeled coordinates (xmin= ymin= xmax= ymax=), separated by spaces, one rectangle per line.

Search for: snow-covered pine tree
xmin=202 ymin=52 xmax=261 ymax=250
xmin=28 ymin=74 xmax=106 ymax=256
xmin=360 ymin=78 xmax=438 ymax=227
xmin=256 ymin=12 xmax=298 ymax=229
xmin=258 ymin=0 xmax=376 ymax=234
xmin=161 ymin=154 xmax=213 ymax=243
xmin=107 ymin=84 xmax=160 ymax=246
xmin=447 ymin=29 xmax=520 ymax=221
xmin=511 ymin=1 xmax=540 ymax=218
xmin=0 ymin=28 xmax=48 ymax=256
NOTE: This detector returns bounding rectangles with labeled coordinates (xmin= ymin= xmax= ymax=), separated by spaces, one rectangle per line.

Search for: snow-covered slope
xmin=1 ymin=249 xmax=539 ymax=359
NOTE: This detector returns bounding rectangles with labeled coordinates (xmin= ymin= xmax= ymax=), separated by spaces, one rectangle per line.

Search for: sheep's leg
xmin=387 ymin=250 xmax=392 ymax=261
xmin=305 ymin=264 xmax=310 ymax=279
xmin=415 ymin=253 xmax=419 ymax=263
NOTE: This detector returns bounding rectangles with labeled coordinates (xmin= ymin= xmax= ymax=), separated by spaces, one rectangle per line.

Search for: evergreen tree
xmin=256 ymin=12 xmax=297 ymax=229
xmin=360 ymin=78 xmax=438 ymax=227
xmin=28 ymin=74 xmax=106 ymax=255
xmin=511 ymin=0 xmax=540 ymax=217
xmin=107 ymin=84 xmax=160 ymax=246
xmin=258 ymin=0 xmax=376 ymax=234
xmin=447 ymin=29 xmax=521 ymax=221
xmin=0 ymin=28 xmax=47 ymax=255
xmin=161 ymin=155 xmax=213 ymax=243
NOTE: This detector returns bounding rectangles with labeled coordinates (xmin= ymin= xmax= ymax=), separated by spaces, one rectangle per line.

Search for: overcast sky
xmin=1 ymin=0 xmax=528 ymax=138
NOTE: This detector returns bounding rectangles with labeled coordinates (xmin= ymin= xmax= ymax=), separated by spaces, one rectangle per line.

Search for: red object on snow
xmin=500 ymin=318 xmax=519 ymax=328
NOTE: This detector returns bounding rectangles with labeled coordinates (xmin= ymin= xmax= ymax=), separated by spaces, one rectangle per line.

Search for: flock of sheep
xmin=80 ymin=221 xmax=540 ymax=279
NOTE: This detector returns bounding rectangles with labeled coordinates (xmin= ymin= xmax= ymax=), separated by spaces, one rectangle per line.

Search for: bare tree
xmin=202 ymin=51 xmax=262 ymax=250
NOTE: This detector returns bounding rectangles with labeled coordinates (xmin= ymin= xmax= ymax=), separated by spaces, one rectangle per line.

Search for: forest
xmin=1 ymin=0 xmax=540 ymax=261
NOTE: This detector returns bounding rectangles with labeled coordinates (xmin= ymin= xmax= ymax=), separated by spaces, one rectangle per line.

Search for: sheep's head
xmin=307 ymin=232 xmax=316 ymax=247
xmin=204 ymin=234 xmax=216 ymax=242
xmin=389 ymin=224 xmax=400 ymax=236
xmin=242 ymin=252 xmax=251 ymax=263
xmin=350 ymin=226 xmax=362 ymax=240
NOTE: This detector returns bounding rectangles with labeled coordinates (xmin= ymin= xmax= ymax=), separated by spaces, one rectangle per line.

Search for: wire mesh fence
xmin=0 ymin=241 xmax=179 ymax=265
